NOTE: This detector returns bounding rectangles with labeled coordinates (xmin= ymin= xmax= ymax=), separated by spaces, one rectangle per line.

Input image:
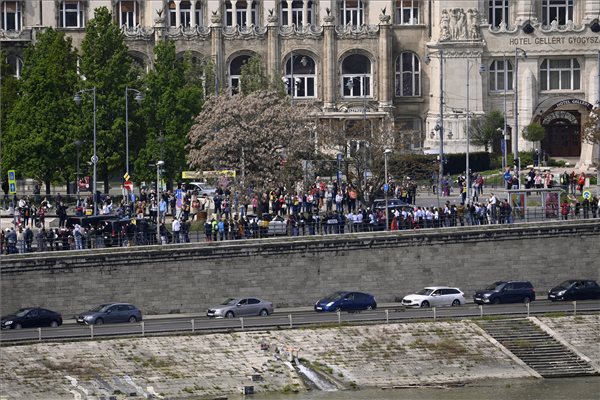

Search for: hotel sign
xmin=509 ymin=36 xmax=600 ymax=46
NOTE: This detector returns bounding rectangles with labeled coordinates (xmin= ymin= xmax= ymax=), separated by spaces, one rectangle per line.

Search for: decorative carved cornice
xmin=488 ymin=18 xmax=586 ymax=35
xmin=222 ymin=25 xmax=267 ymax=40
xmin=166 ymin=25 xmax=211 ymax=40
xmin=279 ymin=24 xmax=323 ymax=38
xmin=335 ymin=24 xmax=379 ymax=39
xmin=122 ymin=25 xmax=155 ymax=40
xmin=0 ymin=28 xmax=32 ymax=40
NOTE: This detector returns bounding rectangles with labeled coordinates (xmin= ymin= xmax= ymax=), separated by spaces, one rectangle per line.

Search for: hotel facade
xmin=2 ymin=0 xmax=599 ymax=167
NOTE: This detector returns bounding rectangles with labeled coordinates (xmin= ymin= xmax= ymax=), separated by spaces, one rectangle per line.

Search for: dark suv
xmin=474 ymin=281 xmax=535 ymax=305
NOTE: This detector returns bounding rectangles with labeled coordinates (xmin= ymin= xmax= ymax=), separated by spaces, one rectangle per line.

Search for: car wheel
xmin=451 ymin=299 xmax=461 ymax=307
xmin=95 ymin=318 xmax=104 ymax=325
xmin=50 ymin=320 xmax=59 ymax=328
xmin=128 ymin=316 xmax=137 ymax=323
xmin=420 ymin=301 xmax=430 ymax=308
xmin=492 ymin=298 xmax=501 ymax=305
xmin=13 ymin=323 xmax=22 ymax=330
xmin=523 ymin=297 xmax=531 ymax=304
xmin=259 ymin=309 xmax=269 ymax=317
xmin=225 ymin=311 xmax=235 ymax=318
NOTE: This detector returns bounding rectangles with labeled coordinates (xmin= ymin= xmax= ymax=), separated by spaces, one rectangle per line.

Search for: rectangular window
xmin=60 ymin=1 xmax=84 ymax=28
xmin=396 ymin=118 xmax=423 ymax=150
xmin=489 ymin=60 xmax=513 ymax=91
xmin=180 ymin=2 xmax=191 ymax=27
xmin=119 ymin=1 xmax=137 ymax=28
xmin=488 ymin=0 xmax=508 ymax=28
xmin=540 ymin=58 xmax=580 ymax=91
xmin=395 ymin=0 xmax=420 ymax=25
xmin=542 ymin=0 xmax=573 ymax=26
xmin=341 ymin=0 xmax=363 ymax=26
xmin=169 ymin=2 xmax=176 ymax=26
xmin=1 ymin=1 xmax=21 ymax=31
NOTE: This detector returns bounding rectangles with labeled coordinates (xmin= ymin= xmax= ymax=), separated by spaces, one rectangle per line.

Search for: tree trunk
xmin=65 ymin=177 xmax=71 ymax=195
xmin=45 ymin=180 xmax=51 ymax=195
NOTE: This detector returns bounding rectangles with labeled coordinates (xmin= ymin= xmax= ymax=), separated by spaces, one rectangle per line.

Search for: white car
xmin=401 ymin=286 xmax=465 ymax=308
xmin=186 ymin=182 xmax=217 ymax=196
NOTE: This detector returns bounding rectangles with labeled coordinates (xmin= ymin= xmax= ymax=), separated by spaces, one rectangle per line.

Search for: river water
xmin=246 ymin=377 xmax=600 ymax=400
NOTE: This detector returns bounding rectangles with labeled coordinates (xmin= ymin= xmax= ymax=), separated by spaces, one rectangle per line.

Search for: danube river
xmin=248 ymin=377 xmax=599 ymax=400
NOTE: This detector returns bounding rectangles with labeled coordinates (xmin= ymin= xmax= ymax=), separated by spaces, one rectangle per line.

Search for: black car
xmin=474 ymin=281 xmax=536 ymax=305
xmin=314 ymin=291 xmax=377 ymax=312
xmin=76 ymin=303 xmax=143 ymax=325
xmin=548 ymin=280 xmax=600 ymax=301
xmin=1 ymin=307 xmax=63 ymax=329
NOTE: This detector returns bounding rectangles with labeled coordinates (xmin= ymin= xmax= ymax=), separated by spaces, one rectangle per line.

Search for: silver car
xmin=207 ymin=297 xmax=274 ymax=318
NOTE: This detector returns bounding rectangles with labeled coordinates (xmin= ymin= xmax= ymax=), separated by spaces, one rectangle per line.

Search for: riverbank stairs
xmin=478 ymin=318 xmax=598 ymax=377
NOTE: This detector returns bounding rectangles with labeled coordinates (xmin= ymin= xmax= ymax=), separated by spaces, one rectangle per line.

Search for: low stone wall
xmin=1 ymin=220 xmax=599 ymax=316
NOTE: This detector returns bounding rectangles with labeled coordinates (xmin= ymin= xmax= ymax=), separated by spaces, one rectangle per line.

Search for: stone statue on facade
xmin=440 ymin=9 xmax=451 ymax=40
xmin=440 ymin=8 xmax=480 ymax=41
xmin=467 ymin=9 xmax=480 ymax=40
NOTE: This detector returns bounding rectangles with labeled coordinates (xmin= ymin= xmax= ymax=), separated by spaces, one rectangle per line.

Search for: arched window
xmin=195 ymin=1 xmax=203 ymax=26
xmin=118 ymin=1 xmax=138 ymax=27
xmin=395 ymin=52 xmax=420 ymax=97
xmin=540 ymin=59 xmax=580 ymax=91
xmin=340 ymin=0 xmax=364 ymax=26
xmin=6 ymin=55 xmax=23 ymax=78
xmin=180 ymin=1 xmax=192 ymax=26
xmin=59 ymin=1 xmax=85 ymax=28
xmin=488 ymin=59 xmax=513 ymax=91
xmin=342 ymin=54 xmax=371 ymax=98
xmin=281 ymin=0 xmax=314 ymax=26
xmin=1 ymin=1 xmax=22 ymax=31
xmin=283 ymin=54 xmax=316 ymax=98
xmin=225 ymin=1 xmax=257 ymax=27
xmin=229 ymin=55 xmax=251 ymax=94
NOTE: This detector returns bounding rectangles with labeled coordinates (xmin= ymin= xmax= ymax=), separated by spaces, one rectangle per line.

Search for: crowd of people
xmin=1 ymin=172 xmax=599 ymax=254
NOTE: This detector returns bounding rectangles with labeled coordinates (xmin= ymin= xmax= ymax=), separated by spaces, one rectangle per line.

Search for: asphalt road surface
xmin=2 ymin=300 xmax=598 ymax=344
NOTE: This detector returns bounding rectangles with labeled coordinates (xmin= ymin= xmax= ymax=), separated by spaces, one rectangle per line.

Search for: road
xmin=2 ymin=300 xmax=598 ymax=344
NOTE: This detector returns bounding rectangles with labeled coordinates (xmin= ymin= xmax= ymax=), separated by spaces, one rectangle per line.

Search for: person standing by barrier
xmin=560 ymin=200 xmax=570 ymax=220
xmin=172 ymin=217 xmax=181 ymax=243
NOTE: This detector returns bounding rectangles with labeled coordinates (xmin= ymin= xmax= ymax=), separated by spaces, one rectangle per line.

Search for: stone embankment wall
xmin=1 ymin=220 xmax=599 ymax=315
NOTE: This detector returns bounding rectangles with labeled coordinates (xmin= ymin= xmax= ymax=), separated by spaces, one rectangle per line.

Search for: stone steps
xmin=478 ymin=319 xmax=598 ymax=378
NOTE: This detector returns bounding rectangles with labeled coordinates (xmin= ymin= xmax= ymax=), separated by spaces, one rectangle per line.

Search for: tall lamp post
xmin=426 ymin=50 xmax=445 ymax=207
xmin=465 ymin=59 xmax=484 ymax=203
xmin=346 ymin=74 xmax=369 ymax=200
xmin=596 ymin=50 xmax=600 ymax=196
xmin=514 ymin=48 xmax=527 ymax=188
xmin=125 ymin=86 xmax=144 ymax=175
xmin=384 ymin=149 xmax=392 ymax=231
xmin=74 ymin=87 xmax=97 ymax=215
xmin=156 ymin=160 xmax=164 ymax=244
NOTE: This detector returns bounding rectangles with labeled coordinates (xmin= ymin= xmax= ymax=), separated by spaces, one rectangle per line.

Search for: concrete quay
xmin=0 ymin=316 xmax=598 ymax=399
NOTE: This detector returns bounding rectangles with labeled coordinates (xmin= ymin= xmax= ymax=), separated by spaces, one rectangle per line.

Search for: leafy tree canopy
xmin=468 ymin=109 xmax=504 ymax=153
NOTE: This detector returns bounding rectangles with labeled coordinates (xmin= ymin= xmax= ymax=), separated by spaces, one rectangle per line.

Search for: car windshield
xmin=416 ymin=289 xmax=433 ymax=296
xmin=89 ymin=304 xmax=110 ymax=312
xmin=485 ymin=282 xmax=504 ymax=291
xmin=557 ymin=281 xmax=575 ymax=289
xmin=220 ymin=298 xmax=238 ymax=306
xmin=15 ymin=309 xmax=32 ymax=317
xmin=324 ymin=292 xmax=345 ymax=301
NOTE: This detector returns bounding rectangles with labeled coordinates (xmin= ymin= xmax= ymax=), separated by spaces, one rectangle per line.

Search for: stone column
xmin=514 ymin=0 xmax=534 ymax=24
xmin=211 ymin=13 xmax=224 ymax=95
xmin=322 ymin=13 xmax=336 ymax=111
xmin=175 ymin=0 xmax=181 ymax=27
xmin=191 ymin=0 xmax=197 ymax=26
xmin=583 ymin=0 xmax=600 ymax=22
xmin=232 ymin=0 xmax=238 ymax=27
xmin=378 ymin=13 xmax=392 ymax=111
xmin=287 ymin=0 xmax=293 ymax=25
xmin=267 ymin=13 xmax=280 ymax=78
xmin=246 ymin=0 xmax=252 ymax=26
xmin=302 ymin=0 xmax=308 ymax=26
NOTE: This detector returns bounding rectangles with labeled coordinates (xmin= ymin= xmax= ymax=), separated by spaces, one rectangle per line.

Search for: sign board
xmin=123 ymin=172 xmax=130 ymax=182
xmin=383 ymin=183 xmax=389 ymax=192
xmin=123 ymin=180 xmax=133 ymax=191
xmin=7 ymin=170 xmax=16 ymax=194
xmin=582 ymin=190 xmax=592 ymax=200
xmin=182 ymin=170 xmax=236 ymax=179
xmin=79 ymin=176 xmax=90 ymax=190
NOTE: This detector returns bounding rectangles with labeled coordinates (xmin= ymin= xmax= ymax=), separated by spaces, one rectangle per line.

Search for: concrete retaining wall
xmin=2 ymin=220 xmax=599 ymax=316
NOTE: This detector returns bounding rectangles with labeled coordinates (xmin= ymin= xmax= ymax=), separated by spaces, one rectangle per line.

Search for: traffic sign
xmin=7 ymin=169 xmax=16 ymax=194
xmin=383 ymin=183 xmax=389 ymax=192
xmin=91 ymin=155 xmax=98 ymax=164
xmin=582 ymin=190 xmax=591 ymax=200
xmin=123 ymin=172 xmax=130 ymax=181
xmin=123 ymin=180 xmax=133 ymax=191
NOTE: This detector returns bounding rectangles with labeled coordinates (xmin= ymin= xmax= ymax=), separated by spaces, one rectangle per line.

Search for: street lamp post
xmin=502 ymin=52 xmax=508 ymax=171
xmin=156 ymin=160 xmax=164 ymax=244
xmin=384 ymin=149 xmax=392 ymax=231
xmin=514 ymin=48 xmax=527 ymax=188
xmin=596 ymin=50 xmax=600 ymax=196
xmin=74 ymin=87 xmax=97 ymax=215
xmin=125 ymin=86 xmax=144 ymax=176
xmin=426 ymin=49 xmax=445 ymax=207
xmin=346 ymin=74 xmax=369 ymax=201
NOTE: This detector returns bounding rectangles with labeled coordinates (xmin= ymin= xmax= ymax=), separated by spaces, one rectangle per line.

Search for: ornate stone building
xmin=2 ymin=0 xmax=599 ymax=167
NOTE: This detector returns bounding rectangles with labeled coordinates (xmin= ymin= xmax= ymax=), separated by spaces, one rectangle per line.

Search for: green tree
xmin=469 ymin=110 xmax=504 ymax=153
xmin=0 ymin=52 xmax=20 ymax=187
xmin=522 ymin=122 xmax=545 ymax=142
xmin=2 ymin=29 xmax=78 ymax=194
xmin=133 ymin=41 xmax=204 ymax=185
xmin=239 ymin=54 xmax=268 ymax=94
xmin=79 ymin=6 xmax=137 ymax=193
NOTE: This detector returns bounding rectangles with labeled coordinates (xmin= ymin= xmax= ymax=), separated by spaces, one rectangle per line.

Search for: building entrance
xmin=540 ymin=110 xmax=581 ymax=157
